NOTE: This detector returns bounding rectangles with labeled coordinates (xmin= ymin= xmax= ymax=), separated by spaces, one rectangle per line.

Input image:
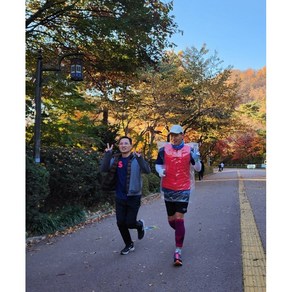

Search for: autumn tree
xmin=26 ymin=0 xmax=178 ymax=147
xmin=26 ymin=0 xmax=177 ymax=72
xmin=138 ymin=46 xmax=241 ymax=160
xmin=210 ymin=68 xmax=266 ymax=164
xmin=106 ymin=46 xmax=242 ymax=161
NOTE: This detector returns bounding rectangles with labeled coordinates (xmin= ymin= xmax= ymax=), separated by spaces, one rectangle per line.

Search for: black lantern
xmin=70 ymin=58 xmax=83 ymax=81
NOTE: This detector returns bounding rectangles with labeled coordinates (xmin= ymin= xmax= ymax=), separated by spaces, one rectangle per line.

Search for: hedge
xmin=26 ymin=146 xmax=160 ymax=237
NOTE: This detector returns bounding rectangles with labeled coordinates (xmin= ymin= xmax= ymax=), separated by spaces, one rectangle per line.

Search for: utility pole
xmin=33 ymin=50 xmax=43 ymax=163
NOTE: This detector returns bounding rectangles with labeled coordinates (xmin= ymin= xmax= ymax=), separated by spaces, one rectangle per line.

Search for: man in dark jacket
xmin=100 ymin=136 xmax=151 ymax=255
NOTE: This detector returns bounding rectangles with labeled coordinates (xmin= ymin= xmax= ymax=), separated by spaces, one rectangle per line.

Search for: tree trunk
xmin=102 ymin=108 xmax=108 ymax=125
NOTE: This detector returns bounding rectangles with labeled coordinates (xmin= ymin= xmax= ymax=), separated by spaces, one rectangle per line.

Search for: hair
xmin=117 ymin=136 xmax=132 ymax=145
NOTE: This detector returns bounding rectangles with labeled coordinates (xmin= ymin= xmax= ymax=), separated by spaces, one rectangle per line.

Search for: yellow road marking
xmin=238 ymin=172 xmax=266 ymax=291
xmin=201 ymin=178 xmax=266 ymax=182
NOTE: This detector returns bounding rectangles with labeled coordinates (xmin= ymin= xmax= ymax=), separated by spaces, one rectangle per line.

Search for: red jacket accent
xmin=162 ymin=144 xmax=191 ymax=190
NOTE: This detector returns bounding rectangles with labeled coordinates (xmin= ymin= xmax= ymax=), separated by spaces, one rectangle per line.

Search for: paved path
xmin=26 ymin=168 xmax=266 ymax=292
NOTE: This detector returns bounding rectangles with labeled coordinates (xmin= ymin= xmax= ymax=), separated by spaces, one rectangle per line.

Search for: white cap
xmin=169 ymin=125 xmax=184 ymax=134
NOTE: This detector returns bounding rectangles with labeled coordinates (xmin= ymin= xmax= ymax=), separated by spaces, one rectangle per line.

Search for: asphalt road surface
xmin=26 ymin=168 xmax=266 ymax=292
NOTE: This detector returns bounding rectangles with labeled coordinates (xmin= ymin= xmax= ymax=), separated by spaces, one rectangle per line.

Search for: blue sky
xmin=167 ymin=0 xmax=266 ymax=71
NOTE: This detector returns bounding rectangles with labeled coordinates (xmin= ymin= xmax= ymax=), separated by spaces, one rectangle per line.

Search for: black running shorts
xmin=165 ymin=200 xmax=189 ymax=216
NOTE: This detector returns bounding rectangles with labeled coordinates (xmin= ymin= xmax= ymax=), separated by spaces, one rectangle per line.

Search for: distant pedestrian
xmin=220 ymin=162 xmax=224 ymax=171
xmin=198 ymin=160 xmax=205 ymax=180
xmin=100 ymin=136 xmax=151 ymax=255
xmin=155 ymin=125 xmax=201 ymax=266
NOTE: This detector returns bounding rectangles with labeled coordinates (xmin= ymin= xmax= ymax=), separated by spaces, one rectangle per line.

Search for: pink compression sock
xmin=175 ymin=219 xmax=185 ymax=248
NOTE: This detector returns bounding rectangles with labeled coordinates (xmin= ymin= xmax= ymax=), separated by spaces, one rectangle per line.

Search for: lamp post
xmin=33 ymin=49 xmax=84 ymax=163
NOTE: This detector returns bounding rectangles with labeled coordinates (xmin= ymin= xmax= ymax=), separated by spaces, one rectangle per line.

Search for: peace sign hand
xmin=105 ymin=143 xmax=113 ymax=152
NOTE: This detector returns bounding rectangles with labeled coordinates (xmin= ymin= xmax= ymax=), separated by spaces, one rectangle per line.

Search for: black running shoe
xmin=120 ymin=243 xmax=135 ymax=255
xmin=137 ymin=219 xmax=145 ymax=240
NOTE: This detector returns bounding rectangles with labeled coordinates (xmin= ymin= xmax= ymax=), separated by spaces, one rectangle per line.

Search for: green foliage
xmin=94 ymin=124 xmax=120 ymax=151
xmin=147 ymin=172 xmax=161 ymax=193
xmin=27 ymin=211 xmax=59 ymax=236
xmin=26 ymin=155 xmax=86 ymax=237
xmin=239 ymin=101 xmax=262 ymax=119
xmin=26 ymin=146 xmax=161 ymax=236
xmin=26 ymin=156 xmax=50 ymax=221
xmin=40 ymin=147 xmax=102 ymax=211
xmin=142 ymin=172 xmax=161 ymax=196
xmin=25 ymin=0 xmax=178 ymax=155
xmin=27 ymin=205 xmax=86 ymax=237
xmin=26 ymin=147 xmax=107 ymax=236
xmin=142 ymin=174 xmax=150 ymax=196
xmin=26 ymin=0 xmax=177 ymax=75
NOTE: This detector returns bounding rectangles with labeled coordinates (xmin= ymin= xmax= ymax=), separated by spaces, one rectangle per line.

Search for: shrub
xmin=27 ymin=211 xmax=59 ymax=236
xmin=27 ymin=205 xmax=86 ymax=237
xmin=53 ymin=205 xmax=86 ymax=230
xmin=26 ymin=156 xmax=50 ymax=230
xmin=147 ymin=172 xmax=161 ymax=193
xmin=142 ymin=174 xmax=150 ymax=196
xmin=25 ymin=146 xmax=162 ymax=237
xmin=40 ymin=147 xmax=103 ymax=211
xmin=93 ymin=124 xmax=120 ymax=152
xmin=142 ymin=172 xmax=161 ymax=196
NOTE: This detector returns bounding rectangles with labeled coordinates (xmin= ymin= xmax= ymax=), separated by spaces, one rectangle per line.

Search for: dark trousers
xmin=198 ymin=171 xmax=204 ymax=180
xmin=115 ymin=196 xmax=142 ymax=246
